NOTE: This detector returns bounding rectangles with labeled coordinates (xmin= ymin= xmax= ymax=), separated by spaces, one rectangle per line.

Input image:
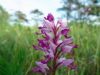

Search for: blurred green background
xmin=0 ymin=0 xmax=100 ymax=75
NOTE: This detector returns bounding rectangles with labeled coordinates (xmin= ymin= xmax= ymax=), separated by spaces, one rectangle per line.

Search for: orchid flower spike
xmin=33 ymin=13 xmax=77 ymax=75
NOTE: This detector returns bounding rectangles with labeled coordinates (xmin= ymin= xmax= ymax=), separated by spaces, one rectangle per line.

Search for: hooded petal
xmin=55 ymin=19 xmax=70 ymax=42
xmin=44 ymin=13 xmax=54 ymax=22
xmin=32 ymin=67 xmax=42 ymax=73
xmin=41 ymin=20 xmax=55 ymax=39
xmin=56 ymin=37 xmax=73 ymax=50
xmin=62 ymin=45 xmax=73 ymax=53
xmin=62 ymin=59 xmax=74 ymax=66
xmin=43 ymin=20 xmax=54 ymax=30
xmin=61 ymin=29 xmax=69 ymax=35
xmin=38 ymin=39 xmax=49 ymax=49
xmin=45 ymin=49 xmax=54 ymax=58
xmin=33 ymin=45 xmax=40 ymax=50
xmin=57 ymin=57 xmax=66 ymax=64
xmin=68 ymin=63 xmax=77 ymax=70
xmin=60 ymin=38 xmax=73 ymax=46
xmin=49 ymin=40 xmax=56 ymax=51
xmin=35 ymin=61 xmax=49 ymax=73
xmin=57 ymin=58 xmax=74 ymax=68
xmin=33 ymin=45 xmax=44 ymax=51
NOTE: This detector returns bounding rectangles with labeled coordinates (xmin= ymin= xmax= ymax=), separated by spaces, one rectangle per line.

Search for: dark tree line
xmin=58 ymin=0 xmax=100 ymax=20
xmin=0 ymin=6 xmax=9 ymax=25
xmin=0 ymin=5 xmax=43 ymax=25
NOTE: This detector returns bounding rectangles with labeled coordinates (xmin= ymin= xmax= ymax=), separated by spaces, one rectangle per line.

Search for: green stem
xmin=52 ymin=69 xmax=56 ymax=75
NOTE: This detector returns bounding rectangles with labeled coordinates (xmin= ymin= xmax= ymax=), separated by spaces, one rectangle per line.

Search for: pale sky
xmin=0 ymin=0 xmax=62 ymax=18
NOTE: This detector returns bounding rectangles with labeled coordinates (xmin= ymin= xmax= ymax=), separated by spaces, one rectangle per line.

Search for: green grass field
xmin=0 ymin=22 xmax=100 ymax=75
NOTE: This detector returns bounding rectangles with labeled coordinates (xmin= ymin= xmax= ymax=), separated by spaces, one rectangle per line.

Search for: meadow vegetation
xmin=0 ymin=21 xmax=100 ymax=75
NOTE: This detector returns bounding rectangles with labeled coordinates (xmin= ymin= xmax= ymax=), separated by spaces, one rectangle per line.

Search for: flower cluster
xmin=33 ymin=13 xmax=77 ymax=75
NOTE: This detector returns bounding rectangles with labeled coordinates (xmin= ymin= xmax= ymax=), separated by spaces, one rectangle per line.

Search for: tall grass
xmin=70 ymin=22 xmax=100 ymax=75
xmin=0 ymin=22 xmax=100 ymax=75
